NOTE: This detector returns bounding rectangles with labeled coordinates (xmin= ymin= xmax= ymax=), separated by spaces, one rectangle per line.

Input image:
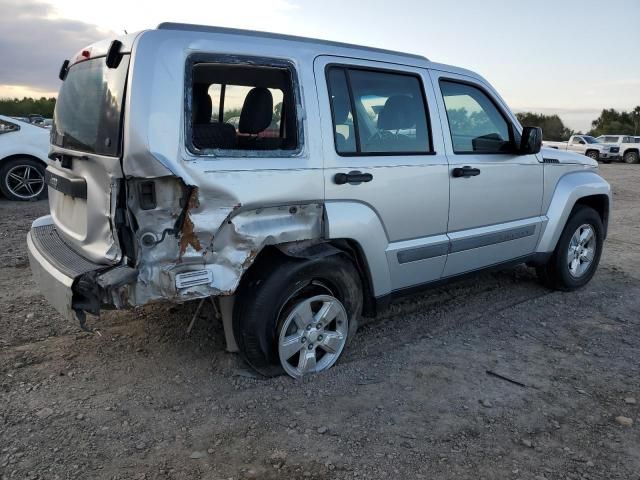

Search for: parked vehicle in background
xmin=27 ymin=24 xmax=611 ymax=378
xmin=596 ymin=135 xmax=640 ymax=164
xmin=543 ymin=135 xmax=617 ymax=163
xmin=0 ymin=115 xmax=49 ymax=201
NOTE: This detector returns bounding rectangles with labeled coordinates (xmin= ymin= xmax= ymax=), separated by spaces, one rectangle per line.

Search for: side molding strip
xmin=449 ymin=224 xmax=536 ymax=253
xmin=397 ymin=242 xmax=449 ymax=264
xmin=395 ymin=223 xmax=538 ymax=265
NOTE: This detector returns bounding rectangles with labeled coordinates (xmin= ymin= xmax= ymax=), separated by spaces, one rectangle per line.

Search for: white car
xmin=0 ymin=115 xmax=49 ymax=200
xmin=596 ymin=134 xmax=639 ymax=164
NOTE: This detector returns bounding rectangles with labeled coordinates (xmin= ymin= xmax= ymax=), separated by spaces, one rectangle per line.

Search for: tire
xmin=536 ymin=205 xmax=604 ymax=291
xmin=0 ymin=157 xmax=47 ymax=201
xmin=585 ymin=150 xmax=599 ymax=161
xmin=623 ymin=151 xmax=639 ymax=164
xmin=233 ymin=253 xmax=362 ymax=378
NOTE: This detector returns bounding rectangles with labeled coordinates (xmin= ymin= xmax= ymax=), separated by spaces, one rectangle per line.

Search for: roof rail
xmin=157 ymin=22 xmax=429 ymax=62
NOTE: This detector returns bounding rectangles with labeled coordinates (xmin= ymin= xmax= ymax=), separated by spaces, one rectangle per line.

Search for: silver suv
xmin=28 ymin=24 xmax=611 ymax=378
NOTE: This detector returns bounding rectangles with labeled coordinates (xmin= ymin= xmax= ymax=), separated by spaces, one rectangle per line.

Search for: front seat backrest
xmin=239 ymin=88 xmax=274 ymax=134
xmin=377 ymin=95 xmax=417 ymax=131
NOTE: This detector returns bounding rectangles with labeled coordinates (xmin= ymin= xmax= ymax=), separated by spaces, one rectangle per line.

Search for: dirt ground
xmin=1 ymin=165 xmax=639 ymax=480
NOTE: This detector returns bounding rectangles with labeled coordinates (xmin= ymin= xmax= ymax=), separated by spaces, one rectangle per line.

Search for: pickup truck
xmin=543 ymin=135 xmax=617 ymax=163
xmin=595 ymin=135 xmax=639 ymax=164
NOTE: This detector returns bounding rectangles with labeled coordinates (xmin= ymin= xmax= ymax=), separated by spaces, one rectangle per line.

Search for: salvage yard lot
xmin=1 ymin=165 xmax=639 ymax=480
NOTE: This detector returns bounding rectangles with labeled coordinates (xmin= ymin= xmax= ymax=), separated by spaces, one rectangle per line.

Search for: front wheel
xmin=585 ymin=150 xmax=599 ymax=161
xmin=536 ymin=206 xmax=604 ymax=291
xmin=233 ymin=253 xmax=362 ymax=378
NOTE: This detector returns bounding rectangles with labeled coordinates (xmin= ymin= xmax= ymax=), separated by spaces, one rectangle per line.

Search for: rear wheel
xmin=623 ymin=151 xmax=639 ymax=164
xmin=0 ymin=157 xmax=47 ymax=201
xmin=233 ymin=253 xmax=362 ymax=378
xmin=536 ymin=206 xmax=603 ymax=291
xmin=585 ymin=150 xmax=599 ymax=161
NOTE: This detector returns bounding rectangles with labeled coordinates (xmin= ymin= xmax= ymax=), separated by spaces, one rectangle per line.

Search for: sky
xmin=1 ymin=0 xmax=639 ymax=131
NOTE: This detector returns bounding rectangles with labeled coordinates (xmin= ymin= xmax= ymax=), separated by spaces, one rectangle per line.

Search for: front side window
xmin=327 ymin=67 xmax=431 ymax=155
xmin=440 ymin=80 xmax=512 ymax=154
xmin=189 ymin=61 xmax=298 ymax=153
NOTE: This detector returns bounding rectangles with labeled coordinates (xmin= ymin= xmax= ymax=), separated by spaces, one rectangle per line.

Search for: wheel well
xmin=0 ymin=153 xmax=47 ymax=167
xmin=574 ymin=194 xmax=609 ymax=237
xmin=243 ymin=240 xmax=377 ymax=318
xmin=624 ymin=148 xmax=639 ymax=155
xmin=585 ymin=149 xmax=598 ymax=156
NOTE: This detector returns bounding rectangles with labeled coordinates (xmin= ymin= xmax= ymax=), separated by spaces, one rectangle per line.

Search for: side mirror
xmin=519 ymin=126 xmax=542 ymax=155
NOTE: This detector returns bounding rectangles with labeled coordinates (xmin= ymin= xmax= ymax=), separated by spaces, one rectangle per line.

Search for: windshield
xmin=51 ymin=55 xmax=129 ymax=156
xmin=582 ymin=136 xmax=599 ymax=144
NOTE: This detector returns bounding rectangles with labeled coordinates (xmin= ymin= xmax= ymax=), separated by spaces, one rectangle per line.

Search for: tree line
xmin=517 ymin=106 xmax=640 ymax=140
xmin=1 ymin=96 xmax=638 ymax=141
xmin=0 ymin=97 xmax=56 ymax=118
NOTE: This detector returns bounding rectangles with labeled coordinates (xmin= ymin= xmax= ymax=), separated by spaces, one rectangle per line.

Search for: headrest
xmin=377 ymin=95 xmax=417 ymax=130
xmin=332 ymin=95 xmax=350 ymax=124
xmin=239 ymin=87 xmax=273 ymax=134
xmin=192 ymin=84 xmax=212 ymax=124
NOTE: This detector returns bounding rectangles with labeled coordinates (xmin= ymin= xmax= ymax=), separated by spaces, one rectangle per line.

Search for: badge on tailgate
xmin=45 ymin=168 xmax=87 ymax=199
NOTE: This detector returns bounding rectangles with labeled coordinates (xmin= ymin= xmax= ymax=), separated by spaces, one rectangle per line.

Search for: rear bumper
xmin=27 ymin=225 xmax=76 ymax=321
xmin=27 ymin=215 xmax=108 ymax=321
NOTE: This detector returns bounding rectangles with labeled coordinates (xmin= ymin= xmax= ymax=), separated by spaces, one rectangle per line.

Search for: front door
xmin=430 ymin=70 xmax=544 ymax=277
xmin=314 ymin=56 xmax=450 ymax=294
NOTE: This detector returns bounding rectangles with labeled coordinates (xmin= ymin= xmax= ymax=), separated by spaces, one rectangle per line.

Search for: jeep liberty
xmin=28 ymin=23 xmax=611 ymax=378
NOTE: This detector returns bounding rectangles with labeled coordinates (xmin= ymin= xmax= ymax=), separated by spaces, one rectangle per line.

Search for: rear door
xmin=314 ymin=56 xmax=450 ymax=291
xmin=430 ymin=70 xmax=544 ymax=277
xmin=47 ymin=52 xmax=130 ymax=264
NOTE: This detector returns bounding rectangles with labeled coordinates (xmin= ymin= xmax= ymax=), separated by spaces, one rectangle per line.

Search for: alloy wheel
xmin=5 ymin=164 xmax=45 ymax=200
xmin=278 ymin=293 xmax=348 ymax=378
xmin=567 ymin=223 xmax=596 ymax=278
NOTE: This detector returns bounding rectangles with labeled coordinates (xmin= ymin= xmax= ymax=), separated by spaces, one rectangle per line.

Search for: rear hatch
xmin=48 ymin=48 xmax=130 ymax=264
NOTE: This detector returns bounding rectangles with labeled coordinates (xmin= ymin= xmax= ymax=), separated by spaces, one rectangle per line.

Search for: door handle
xmin=452 ymin=166 xmax=481 ymax=178
xmin=334 ymin=171 xmax=373 ymax=185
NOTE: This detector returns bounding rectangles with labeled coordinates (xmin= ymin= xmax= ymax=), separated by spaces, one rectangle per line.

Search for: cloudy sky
xmin=1 ymin=0 xmax=639 ymax=131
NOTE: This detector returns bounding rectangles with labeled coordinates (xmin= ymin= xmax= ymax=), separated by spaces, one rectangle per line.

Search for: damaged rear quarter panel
xmin=126 ymin=168 xmax=325 ymax=305
xmin=120 ymin=32 xmax=325 ymax=306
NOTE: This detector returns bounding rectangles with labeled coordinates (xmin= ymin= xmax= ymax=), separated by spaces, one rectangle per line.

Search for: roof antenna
xmin=124 ymin=29 xmax=128 ymax=34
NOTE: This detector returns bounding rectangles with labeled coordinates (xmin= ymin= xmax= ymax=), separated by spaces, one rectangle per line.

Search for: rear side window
xmin=326 ymin=66 xmax=432 ymax=155
xmin=188 ymin=59 xmax=299 ymax=154
xmin=440 ymin=80 xmax=512 ymax=154
xmin=51 ymin=55 xmax=130 ymax=156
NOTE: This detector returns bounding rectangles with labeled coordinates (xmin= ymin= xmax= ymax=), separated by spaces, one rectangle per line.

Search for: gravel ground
xmin=1 ymin=165 xmax=639 ymax=480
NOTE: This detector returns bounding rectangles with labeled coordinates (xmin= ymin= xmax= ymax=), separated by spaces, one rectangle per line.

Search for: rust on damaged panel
xmin=178 ymin=187 xmax=202 ymax=259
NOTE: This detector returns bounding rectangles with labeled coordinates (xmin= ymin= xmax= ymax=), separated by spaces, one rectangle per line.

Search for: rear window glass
xmin=51 ymin=55 xmax=129 ymax=156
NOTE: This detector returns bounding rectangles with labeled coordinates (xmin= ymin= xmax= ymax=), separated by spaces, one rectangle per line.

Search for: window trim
xmin=184 ymin=53 xmax=304 ymax=158
xmin=325 ymin=63 xmax=435 ymax=157
xmin=438 ymin=77 xmax=519 ymax=156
